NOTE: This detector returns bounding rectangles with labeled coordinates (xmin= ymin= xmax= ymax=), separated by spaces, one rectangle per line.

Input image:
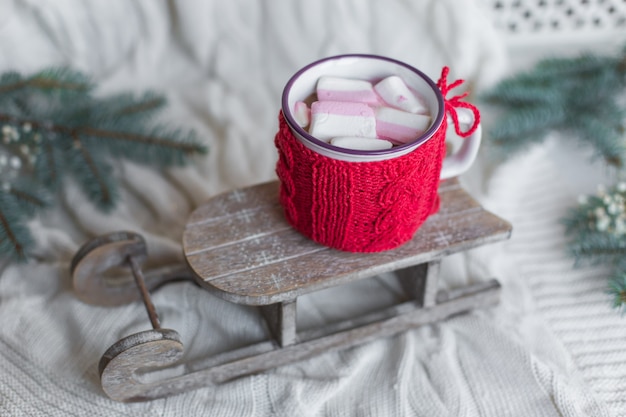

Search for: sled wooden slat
xmin=82 ymin=179 xmax=512 ymax=402
xmin=183 ymin=179 xmax=511 ymax=306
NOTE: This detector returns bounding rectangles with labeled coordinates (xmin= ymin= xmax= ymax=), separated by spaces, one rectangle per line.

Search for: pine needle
xmin=608 ymin=273 xmax=626 ymax=313
xmin=0 ymin=66 xmax=207 ymax=260
xmin=0 ymin=191 xmax=34 ymax=261
xmin=488 ymin=45 xmax=626 ymax=312
xmin=482 ymin=46 xmax=626 ymax=166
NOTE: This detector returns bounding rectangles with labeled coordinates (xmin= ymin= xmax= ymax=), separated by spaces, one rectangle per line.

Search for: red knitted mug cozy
xmin=274 ymin=67 xmax=479 ymax=252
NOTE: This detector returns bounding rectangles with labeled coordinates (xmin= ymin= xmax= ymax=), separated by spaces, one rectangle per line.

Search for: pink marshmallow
xmin=309 ymin=101 xmax=377 ymax=141
xmin=316 ymin=76 xmax=380 ymax=105
xmin=293 ymin=101 xmax=310 ymax=127
xmin=374 ymin=76 xmax=428 ymax=114
xmin=330 ymin=136 xmax=393 ymax=151
xmin=375 ymin=107 xmax=431 ymax=144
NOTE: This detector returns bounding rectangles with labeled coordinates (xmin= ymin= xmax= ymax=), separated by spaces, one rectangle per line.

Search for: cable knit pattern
xmin=275 ymin=112 xmax=445 ymax=252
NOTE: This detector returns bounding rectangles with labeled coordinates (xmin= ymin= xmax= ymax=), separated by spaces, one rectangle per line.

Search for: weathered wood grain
xmin=184 ymin=202 xmax=288 ymax=253
xmin=437 ymin=182 xmax=482 ymax=216
xmin=183 ymin=181 xmax=511 ymax=305
xmin=72 ymin=231 xmax=194 ymax=307
xmin=99 ymin=279 xmax=501 ymax=402
xmin=259 ymin=300 xmax=297 ymax=347
xmin=397 ymin=261 xmax=441 ymax=307
xmin=185 ymin=228 xmax=324 ymax=281
xmin=100 ymin=329 xmax=184 ymax=402
xmin=92 ymin=179 xmax=513 ymax=402
xmin=186 ymin=181 xmax=280 ymax=226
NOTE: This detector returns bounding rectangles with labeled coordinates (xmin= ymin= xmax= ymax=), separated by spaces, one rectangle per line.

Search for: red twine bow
xmin=436 ymin=66 xmax=480 ymax=138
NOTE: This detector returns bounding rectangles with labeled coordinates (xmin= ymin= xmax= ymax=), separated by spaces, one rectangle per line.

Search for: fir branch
xmin=35 ymin=138 xmax=62 ymax=187
xmin=563 ymin=183 xmax=626 ymax=311
xmin=114 ymin=93 xmax=166 ymax=117
xmin=0 ymin=210 xmax=25 ymax=260
xmin=81 ymin=126 xmax=204 ymax=156
xmin=0 ymin=78 xmax=88 ymax=95
xmin=69 ymin=132 xmax=116 ymax=210
xmin=0 ymin=66 xmax=207 ymax=261
xmin=0 ymin=192 xmax=34 ymax=261
xmin=8 ymin=188 xmax=46 ymax=207
xmin=481 ymin=82 xmax=562 ymax=106
xmin=483 ymin=45 xmax=626 ymax=167
xmin=0 ymin=113 xmax=206 ymax=159
xmin=532 ymin=55 xmax=620 ymax=81
xmin=567 ymin=234 xmax=626 ymax=266
xmin=0 ymin=113 xmax=61 ymax=132
xmin=608 ymin=273 xmax=626 ymax=312
xmin=7 ymin=183 xmax=50 ymax=216
xmin=487 ymin=105 xmax=565 ymax=160
xmin=486 ymin=45 xmax=626 ymax=313
xmin=0 ymin=68 xmax=91 ymax=95
xmin=568 ymin=113 xmax=626 ymax=167
xmin=619 ymin=49 xmax=626 ymax=73
xmin=490 ymin=105 xmax=566 ymax=142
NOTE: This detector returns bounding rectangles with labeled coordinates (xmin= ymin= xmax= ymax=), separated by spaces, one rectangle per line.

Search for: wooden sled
xmin=70 ymin=179 xmax=511 ymax=402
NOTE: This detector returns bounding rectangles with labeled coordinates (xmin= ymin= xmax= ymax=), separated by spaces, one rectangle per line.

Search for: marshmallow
xmin=374 ymin=76 xmax=427 ymax=114
xmin=375 ymin=107 xmax=431 ymax=144
xmin=293 ymin=101 xmax=310 ymax=127
xmin=330 ymin=136 xmax=393 ymax=151
xmin=316 ymin=76 xmax=380 ymax=105
xmin=309 ymin=101 xmax=377 ymax=141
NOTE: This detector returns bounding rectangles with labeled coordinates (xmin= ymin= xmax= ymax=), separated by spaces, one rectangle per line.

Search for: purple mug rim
xmin=281 ymin=54 xmax=445 ymax=157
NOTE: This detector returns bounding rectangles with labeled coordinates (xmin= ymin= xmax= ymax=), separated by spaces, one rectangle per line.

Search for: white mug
xmin=281 ymin=54 xmax=481 ymax=179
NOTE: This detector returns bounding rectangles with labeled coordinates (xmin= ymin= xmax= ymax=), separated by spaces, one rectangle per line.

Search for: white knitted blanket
xmin=1 ymin=1 xmax=625 ymax=416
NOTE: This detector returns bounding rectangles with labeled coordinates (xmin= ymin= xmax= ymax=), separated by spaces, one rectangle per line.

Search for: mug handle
xmin=440 ymin=107 xmax=481 ymax=180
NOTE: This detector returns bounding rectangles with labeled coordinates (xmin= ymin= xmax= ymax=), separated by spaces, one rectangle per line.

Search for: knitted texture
xmin=275 ymin=112 xmax=446 ymax=252
xmin=437 ymin=66 xmax=481 ymax=138
xmin=276 ymin=67 xmax=482 ymax=252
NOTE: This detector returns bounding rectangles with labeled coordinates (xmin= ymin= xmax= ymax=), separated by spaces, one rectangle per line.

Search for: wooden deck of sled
xmin=98 ymin=179 xmax=512 ymax=401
